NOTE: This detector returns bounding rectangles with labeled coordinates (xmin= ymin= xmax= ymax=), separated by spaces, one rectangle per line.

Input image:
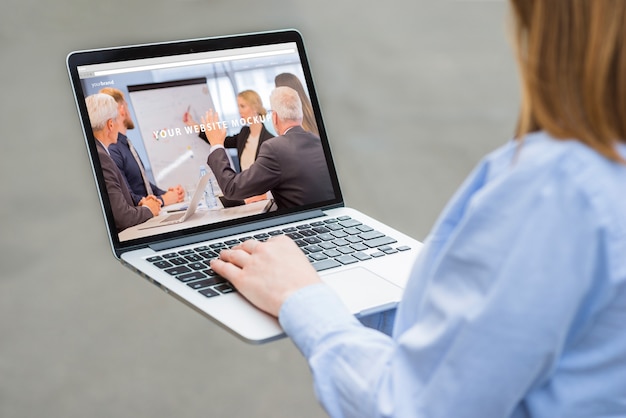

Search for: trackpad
xmin=322 ymin=267 xmax=403 ymax=315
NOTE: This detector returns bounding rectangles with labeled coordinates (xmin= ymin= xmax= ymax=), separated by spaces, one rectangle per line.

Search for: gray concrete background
xmin=0 ymin=1 xmax=518 ymax=417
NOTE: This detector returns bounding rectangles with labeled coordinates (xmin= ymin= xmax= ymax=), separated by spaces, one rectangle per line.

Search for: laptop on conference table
xmin=66 ymin=29 xmax=422 ymax=344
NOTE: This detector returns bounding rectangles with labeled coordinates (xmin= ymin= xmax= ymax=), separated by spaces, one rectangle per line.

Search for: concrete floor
xmin=0 ymin=0 xmax=518 ymax=416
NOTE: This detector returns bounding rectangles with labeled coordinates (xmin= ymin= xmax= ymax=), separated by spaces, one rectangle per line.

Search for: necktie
xmin=127 ymin=140 xmax=153 ymax=196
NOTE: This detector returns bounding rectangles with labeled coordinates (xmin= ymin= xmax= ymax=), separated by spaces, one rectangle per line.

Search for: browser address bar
xmin=92 ymin=48 xmax=297 ymax=76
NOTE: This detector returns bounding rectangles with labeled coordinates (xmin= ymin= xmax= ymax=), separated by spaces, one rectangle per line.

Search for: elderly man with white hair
xmin=86 ymin=93 xmax=161 ymax=232
xmin=204 ymin=86 xmax=334 ymax=210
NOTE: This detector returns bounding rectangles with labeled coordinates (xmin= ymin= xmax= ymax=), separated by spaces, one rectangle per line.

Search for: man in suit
xmin=85 ymin=93 xmax=161 ymax=232
xmin=100 ymin=87 xmax=185 ymax=207
xmin=204 ymin=86 xmax=335 ymax=210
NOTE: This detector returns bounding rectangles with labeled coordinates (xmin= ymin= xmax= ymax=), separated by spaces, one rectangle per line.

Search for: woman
xmin=184 ymin=89 xmax=274 ymax=171
xmin=274 ymin=72 xmax=319 ymax=137
xmin=211 ymin=1 xmax=626 ymax=417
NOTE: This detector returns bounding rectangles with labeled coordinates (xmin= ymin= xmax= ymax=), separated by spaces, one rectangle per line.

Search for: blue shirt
xmin=279 ymin=131 xmax=626 ymax=418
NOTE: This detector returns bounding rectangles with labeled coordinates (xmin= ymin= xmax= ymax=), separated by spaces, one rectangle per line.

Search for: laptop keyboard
xmin=146 ymin=216 xmax=412 ymax=299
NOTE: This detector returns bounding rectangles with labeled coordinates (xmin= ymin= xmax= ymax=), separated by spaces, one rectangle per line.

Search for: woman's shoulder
xmin=481 ymin=131 xmax=626 ymax=232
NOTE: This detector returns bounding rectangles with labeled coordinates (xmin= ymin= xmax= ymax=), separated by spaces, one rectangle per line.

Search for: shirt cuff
xmin=278 ymin=283 xmax=361 ymax=358
xmin=208 ymin=144 xmax=225 ymax=155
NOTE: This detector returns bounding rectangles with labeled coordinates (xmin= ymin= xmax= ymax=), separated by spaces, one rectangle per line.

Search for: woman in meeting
xmin=184 ymin=89 xmax=274 ymax=171
xmin=209 ymin=1 xmax=626 ymax=417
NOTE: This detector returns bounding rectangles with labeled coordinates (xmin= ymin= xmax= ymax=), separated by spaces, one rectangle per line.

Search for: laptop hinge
xmin=148 ymin=209 xmax=327 ymax=252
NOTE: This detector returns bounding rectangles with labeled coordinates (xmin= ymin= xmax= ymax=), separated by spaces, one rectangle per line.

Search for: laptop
xmin=67 ymin=29 xmax=422 ymax=344
xmin=141 ymin=173 xmax=209 ymax=229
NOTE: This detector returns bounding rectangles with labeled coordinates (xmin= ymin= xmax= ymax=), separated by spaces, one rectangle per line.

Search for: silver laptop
xmin=139 ymin=173 xmax=209 ymax=229
xmin=66 ymin=29 xmax=422 ymax=344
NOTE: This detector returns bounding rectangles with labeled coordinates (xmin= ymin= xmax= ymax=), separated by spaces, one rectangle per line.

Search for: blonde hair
xmin=510 ymin=0 xmax=626 ymax=162
xmin=99 ymin=87 xmax=125 ymax=104
xmin=238 ymin=90 xmax=267 ymax=116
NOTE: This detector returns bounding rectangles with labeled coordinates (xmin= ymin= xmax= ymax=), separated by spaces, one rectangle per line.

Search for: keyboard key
xmin=333 ymin=238 xmax=350 ymax=247
xmin=359 ymin=230 xmax=385 ymax=240
xmin=146 ymin=256 xmax=163 ymax=262
xmin=184 ymin=254 xmax=203 ymax=263
xmin=215 ymin=283 xmax=235 ymax=294
xmin=326 ymin=223 xmax=343 ymax=231
xmin=198 ymin=250 xmax=219 ymax=259
xmin=350 ymin=243 xmax=369 ymax=252
xmin=364 ymin=236 xmax=397 ymax=248
xmin=337 ymin=246 xmax=355 ymax=254
xmin=304 ymin=244 xmax=323 ymax=253
xmin=323 ymin=249 xmax=342 ymax=258
xmin=199 ymin=288 xmax=220 ymax=298
xmin=336 ymin=255 xmax=358 ymax=265
xmin=187 ymin=276 xmax=226 ymax=289
xmin=353 ymin=252 xmax=372 ymax=261
xmin=188 ymin=280 xmax=211 ymax=290
xmin=311 ymin=259 xmax=342 ymax=271
xmin=164 ymin=266 xmax=192 ymax=276
xmin=330 ymin=230 xmax=348 ymax=238
xmin=169 ymin=257 xmax=187 ymax=266
xmin=188 ymin=262 xmax=206 ymax=270
xmin=176 ymin=271 xmax=206 ymax=282
xmin=309 ymin=253 xmax=328 ymax=261
xmin=339 ymin=219 xmax=362 ymax=228
xmin=152 ymin=260 xmax=173 ymax=269
xmin=202 ymin=269 xmax=220 ymax=277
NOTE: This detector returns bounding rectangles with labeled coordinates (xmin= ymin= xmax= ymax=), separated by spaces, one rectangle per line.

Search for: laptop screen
xmin=67 ymin=31 xmax=343 ymax=251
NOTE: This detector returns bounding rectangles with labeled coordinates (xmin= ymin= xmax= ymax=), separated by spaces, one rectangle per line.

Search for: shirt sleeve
xmin=279 ymin=161 xmax=605 ymax=418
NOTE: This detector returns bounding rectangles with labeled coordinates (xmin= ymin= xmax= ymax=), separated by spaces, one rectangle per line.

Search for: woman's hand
xmin=210 ymin=236 xmax=322 ymax=317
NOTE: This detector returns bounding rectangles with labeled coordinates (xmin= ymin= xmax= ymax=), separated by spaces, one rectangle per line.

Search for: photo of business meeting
xmin=80 ymin=45 xmax=335 ymax=242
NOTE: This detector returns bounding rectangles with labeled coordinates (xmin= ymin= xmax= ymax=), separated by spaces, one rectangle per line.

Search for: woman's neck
xmin=249 ymin=123 xmax=262 ymax=136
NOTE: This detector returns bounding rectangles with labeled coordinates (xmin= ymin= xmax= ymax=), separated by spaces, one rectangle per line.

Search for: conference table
xmin=118 ymin=199 xmax=271 ymax=242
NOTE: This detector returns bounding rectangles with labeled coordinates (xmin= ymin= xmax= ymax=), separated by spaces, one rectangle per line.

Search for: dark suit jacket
xmin=109 ymin=133 xmax=165 ymax=205
xmin=207 ymin=126 xmax=335 ymax=210
xmin=200 ymin=125 xmax=274 ymax=171
xmin=96 ymin=141 xmax=153 ymax=232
